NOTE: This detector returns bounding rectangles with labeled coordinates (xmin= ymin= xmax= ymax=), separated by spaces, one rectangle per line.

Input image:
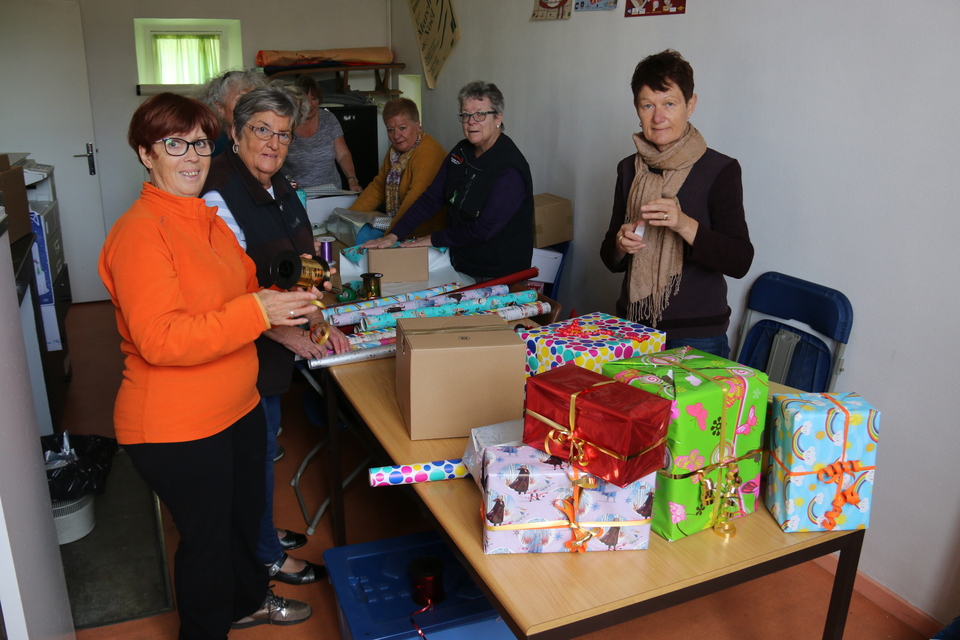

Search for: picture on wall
xmin=409 ymin=0 xmax=460 ymax=88
xmin=625 ymin=0 xmax=686 ymax=17
xmin=575 ymin=0 xmax=619 ymax=11
xmin=531 ymin=0 xmax=572 ymax=20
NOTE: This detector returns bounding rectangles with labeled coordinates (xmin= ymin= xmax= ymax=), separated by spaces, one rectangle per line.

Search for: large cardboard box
xmin=0 ymin=155 xmax=31 ymax=244
xmin=396 ymin=315 xmax=526 ymax=440
xmin=533 ymin=193 xmax=573 ymax=249
xmin=367 ymin=246 xmax=429 ymax=283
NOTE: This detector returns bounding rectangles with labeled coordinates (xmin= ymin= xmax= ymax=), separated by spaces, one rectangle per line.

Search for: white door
xmin=0 ymin=0 xmax=108 ymax=302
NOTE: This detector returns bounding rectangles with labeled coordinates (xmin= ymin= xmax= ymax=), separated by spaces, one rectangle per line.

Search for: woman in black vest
xmin=201 ymin=85 xmax=349 ymax=588
xmin=363 ymin=81 xmax=534 ymax=281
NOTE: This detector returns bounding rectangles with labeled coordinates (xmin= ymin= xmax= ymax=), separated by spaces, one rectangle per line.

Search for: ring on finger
xmin=663 ymin=213 xmax=668 ymax=220
xmin=289 ymin=310 xmax=296 ymax=318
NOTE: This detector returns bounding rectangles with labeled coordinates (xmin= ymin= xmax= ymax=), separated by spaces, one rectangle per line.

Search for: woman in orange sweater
xmin=98 ymin=93 xmax=321 ymax=638
xmin=348 ymin=97 xmax=447 ymax=238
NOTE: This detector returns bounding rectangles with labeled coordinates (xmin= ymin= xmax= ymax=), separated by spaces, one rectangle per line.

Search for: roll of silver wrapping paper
xmin=307 ymin=344 xmax=396 ymax=369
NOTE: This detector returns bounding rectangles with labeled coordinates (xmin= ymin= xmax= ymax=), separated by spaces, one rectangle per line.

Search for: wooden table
xmin=315 ymin=359 xmax=864 ymax=640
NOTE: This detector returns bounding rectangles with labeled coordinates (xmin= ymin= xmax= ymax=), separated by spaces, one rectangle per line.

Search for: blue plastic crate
xmin=323 ymin=530 xmax=514 ymax=640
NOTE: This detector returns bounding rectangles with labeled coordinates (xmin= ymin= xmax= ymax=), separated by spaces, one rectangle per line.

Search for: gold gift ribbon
xmin=525 ymin=380 xmax=666 ymax=468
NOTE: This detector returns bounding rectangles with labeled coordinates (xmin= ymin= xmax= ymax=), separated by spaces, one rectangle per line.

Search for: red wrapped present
xmin=523 ymin=363 xmax=672 ymax=487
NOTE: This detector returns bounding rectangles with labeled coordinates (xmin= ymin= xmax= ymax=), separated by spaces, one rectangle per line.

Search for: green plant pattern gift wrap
xmin=601 ymin=348 xmax=769 ymax=541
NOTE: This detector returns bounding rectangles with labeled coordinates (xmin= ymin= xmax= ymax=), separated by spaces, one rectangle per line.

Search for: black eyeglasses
xmin=155 ymin=138 xmax=215 ymax=157
xmin=245 ymin=124 xmax=292 ymax=145
xmin=456 ymin=110 xmax=498 ymax=123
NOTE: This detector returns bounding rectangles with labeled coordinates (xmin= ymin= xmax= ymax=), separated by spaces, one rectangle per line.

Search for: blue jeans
xmin=255 ymin=395 xmax=283 ymax=566
xmin=664 ymin=334 xmax=731 ymax=359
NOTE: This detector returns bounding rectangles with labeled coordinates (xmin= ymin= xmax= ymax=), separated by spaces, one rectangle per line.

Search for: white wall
xmin=77 ymin=0 xmax=391 ymax=235
xmin=391 ymin=0 xmax=960 ymax=625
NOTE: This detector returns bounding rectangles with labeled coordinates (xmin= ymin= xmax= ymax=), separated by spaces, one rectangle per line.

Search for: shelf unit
xmin=265 ymin=62 xmax=405 ymax=96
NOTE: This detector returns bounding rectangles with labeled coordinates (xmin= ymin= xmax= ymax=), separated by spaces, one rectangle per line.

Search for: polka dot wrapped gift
xmin=518 ymin=312 xmax=664 ymax=376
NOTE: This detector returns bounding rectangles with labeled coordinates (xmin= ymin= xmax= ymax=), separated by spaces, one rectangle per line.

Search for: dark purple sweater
xmin=599 ymin=148 xmax=753 ymax=340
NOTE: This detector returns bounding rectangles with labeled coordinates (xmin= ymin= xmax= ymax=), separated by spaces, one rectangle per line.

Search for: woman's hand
xmin=640 ymin=197 xmax=698 ymax=244
xmin=322 ymin=325 xmax=350 ymax=355
xmin=400 ymin=235 xmax=433 ymax=248
xmin=256 ymin=288 xmax=322 ymax=326
xmin=616 ymin=222 xmax=646 ymax=255
xmin=347 ymin=177 xmax=362 ymax=193
xmin=362 ymin=233 xmax=398 ymax=249
xmin=270 ymin=325 xmax=328 ymax=359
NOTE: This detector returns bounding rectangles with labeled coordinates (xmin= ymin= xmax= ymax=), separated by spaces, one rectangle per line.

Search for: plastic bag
xmin=40 ymin=432 xmax=119 ymax=502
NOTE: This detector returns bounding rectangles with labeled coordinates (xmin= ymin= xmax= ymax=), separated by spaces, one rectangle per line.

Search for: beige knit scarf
xmin=626 ymin=123 xmax=707 ymax=326
xmin=384 ymin=129 xmax=424 ymax=218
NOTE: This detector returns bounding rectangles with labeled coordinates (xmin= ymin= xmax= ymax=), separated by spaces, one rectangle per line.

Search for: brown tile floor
xmin=64 ymin=302 xmax=924 ymax=640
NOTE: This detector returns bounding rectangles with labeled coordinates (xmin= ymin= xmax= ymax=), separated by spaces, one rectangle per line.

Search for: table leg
xmin=324 ymin=368 xmax=347 ymax=546
xmin=822 ymin=529 xmax=865 ymax=640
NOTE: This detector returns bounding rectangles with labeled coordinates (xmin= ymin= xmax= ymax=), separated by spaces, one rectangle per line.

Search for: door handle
xmin=73 ymin=143 xmax=96 ymax=175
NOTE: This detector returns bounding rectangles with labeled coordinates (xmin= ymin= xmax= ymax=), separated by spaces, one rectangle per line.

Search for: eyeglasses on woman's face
xmin=155 ymin=137 xmax=215 ymax=157
xmin=456 ymin=110 xmax=498 ymax=123
xmin=245 ymin=123 xmax=292 ymax=145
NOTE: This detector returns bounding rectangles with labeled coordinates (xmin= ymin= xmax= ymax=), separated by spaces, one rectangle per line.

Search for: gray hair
xmin=195 ymin=70 xmax=267 ymax=119
xmin=233 ymin=85 xmax=303 ymax=140
xmin=457 ymin=81 xmax=505 ymax=114
xmin=457 ymin=81 xmax=505 ymax=130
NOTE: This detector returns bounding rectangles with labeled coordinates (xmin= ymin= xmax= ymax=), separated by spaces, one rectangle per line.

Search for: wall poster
xmin=574 ymin=0 xmax=619 ymax=11
xmin=531 ymin=0 xmax=572 ymax=20
xmin=408 ymin=0 xmax=460 ymax=89
xmin=625 ymin=0 xmax=686 ymax=16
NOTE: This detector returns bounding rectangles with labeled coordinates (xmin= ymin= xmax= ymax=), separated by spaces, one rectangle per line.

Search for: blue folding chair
xmin=734 ymin=272 xmax=853 ymax=393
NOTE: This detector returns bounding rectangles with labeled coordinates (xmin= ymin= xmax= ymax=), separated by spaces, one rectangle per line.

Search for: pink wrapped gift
xmin=481 ymin=444 xmax=655 ymax=554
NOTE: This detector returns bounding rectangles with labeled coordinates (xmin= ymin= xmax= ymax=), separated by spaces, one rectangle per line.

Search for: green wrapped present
xmin=601 ymin=348 xmax=769 ymax=541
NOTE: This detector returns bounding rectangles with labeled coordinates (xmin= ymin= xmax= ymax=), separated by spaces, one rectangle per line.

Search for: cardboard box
xmin=533 ymin=193 xmax=573 ymax=249
xmin=0 ymin=155 xmax=31 ymax=244
xmin=396 ymin=315 xmax=526 ymax=440
xmin=367 ymin=246 xmax=429 ymax=283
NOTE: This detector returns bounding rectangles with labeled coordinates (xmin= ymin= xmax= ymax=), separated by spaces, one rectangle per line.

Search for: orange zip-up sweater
xmin=99 ymin=183 xmax=271 ymax=445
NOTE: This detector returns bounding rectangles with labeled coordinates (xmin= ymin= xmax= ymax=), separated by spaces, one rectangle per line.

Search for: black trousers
xmin=125 ymin=406 xmax=269 ymax=640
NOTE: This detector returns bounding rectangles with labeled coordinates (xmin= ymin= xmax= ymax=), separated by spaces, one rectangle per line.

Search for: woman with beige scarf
xmin=349 ymin=97 xmax=447 ymax=238
xmin=600 ymin=49 xmax=753 ymax=357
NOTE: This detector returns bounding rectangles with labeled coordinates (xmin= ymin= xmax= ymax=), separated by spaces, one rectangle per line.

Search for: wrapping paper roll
xmin=307 ymin=344 xmax=396 ymax=369
xmin=327 ymin=284 xmax=510 ymax=327
xmin=347 ymin=329 xmax=396 ymax=346
xmin=369 ymin=459 xmax=469 ymax=486
xmin=360 ymin=290 xmax=539 ymax=330
xmin=320 ymin=283 xmax=458 ymax=321
xmin=487 ymin=301 xmax=552 ymax=322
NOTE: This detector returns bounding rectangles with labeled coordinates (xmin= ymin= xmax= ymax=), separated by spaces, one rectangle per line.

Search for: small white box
xmin=530 ymin=248 xmax=563 ymax=283
xmin=462 ymin=419 xmax=524 ymax=489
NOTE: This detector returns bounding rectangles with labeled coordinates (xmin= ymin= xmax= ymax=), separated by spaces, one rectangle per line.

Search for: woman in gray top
xmin=282 ymin=75 xmax=362 ymax=191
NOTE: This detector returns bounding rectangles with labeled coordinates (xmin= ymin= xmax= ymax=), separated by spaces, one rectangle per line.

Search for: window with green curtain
xmin=152 ymin=33 xmax=221 ymax=84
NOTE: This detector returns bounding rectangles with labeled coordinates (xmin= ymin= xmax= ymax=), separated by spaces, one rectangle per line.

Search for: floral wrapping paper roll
xmin=360 ymin=290 xmax=538 ymax=331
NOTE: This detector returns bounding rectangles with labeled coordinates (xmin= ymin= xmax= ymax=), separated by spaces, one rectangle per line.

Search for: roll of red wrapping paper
xmin=449 ymin=267 xmax=539 ymax=293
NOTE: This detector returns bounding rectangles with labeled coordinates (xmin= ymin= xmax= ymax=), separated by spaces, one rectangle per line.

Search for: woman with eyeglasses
xmin=362 ymin=81 xmax=534 ymax=282
xmin=281 ymin=75 xmax=363 ymax=191
xmin=99 ymin=92 xmax=319 ymax=637
xmin=202 ymin=84 xmax=349 ymax=590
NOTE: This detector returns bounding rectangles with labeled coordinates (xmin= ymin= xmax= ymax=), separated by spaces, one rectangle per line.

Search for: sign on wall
xmin=532 ymin=0 xmax=572 ymax=20
xmin=625 ymin=0 xmax=686 ymax=17
xmin=408 ymin=0 xmax=460 ymax=89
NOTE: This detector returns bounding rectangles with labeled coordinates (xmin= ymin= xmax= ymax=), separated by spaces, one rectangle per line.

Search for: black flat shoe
xmin=277 ymin=529 xmax=307 ymax=551
xmin=267 ymin=553 xmax=327 ymax=585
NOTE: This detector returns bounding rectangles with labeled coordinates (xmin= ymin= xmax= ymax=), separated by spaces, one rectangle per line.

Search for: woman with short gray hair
xmin=196 ymin=70 xmax=267 ymax=155
xmin=202 ymin=85 xmax=349 ymax=590
xmin=363 ymin=80 xmax=534 ymax=281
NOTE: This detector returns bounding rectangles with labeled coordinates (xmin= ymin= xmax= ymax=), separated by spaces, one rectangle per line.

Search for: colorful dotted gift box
xmin=518 ymin=312 xmax=664 ymax=376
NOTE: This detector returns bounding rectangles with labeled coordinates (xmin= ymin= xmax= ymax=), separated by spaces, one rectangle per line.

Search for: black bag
xmin=41 ymin=432 xmax=119 ymax=502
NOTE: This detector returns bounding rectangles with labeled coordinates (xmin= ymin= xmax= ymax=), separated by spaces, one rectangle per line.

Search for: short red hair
xmin=128 ymin=93 xmax=221 ymax=166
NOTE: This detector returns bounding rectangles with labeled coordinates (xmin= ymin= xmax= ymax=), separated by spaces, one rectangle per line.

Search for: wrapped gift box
xmin=765 ymin=392 xmax=880 ymax=533
xmin=517 ymin=311 xmax=664 ymax=376
xmin=463 ymin=419 xmax=524 ymax=490
xmin=481 ymin=445 xmax=655 ymax=554
xmin=523 ymin=363 xmax=671 ymax=487
xmin=601 ymin=348 xmax=769 ymax=541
